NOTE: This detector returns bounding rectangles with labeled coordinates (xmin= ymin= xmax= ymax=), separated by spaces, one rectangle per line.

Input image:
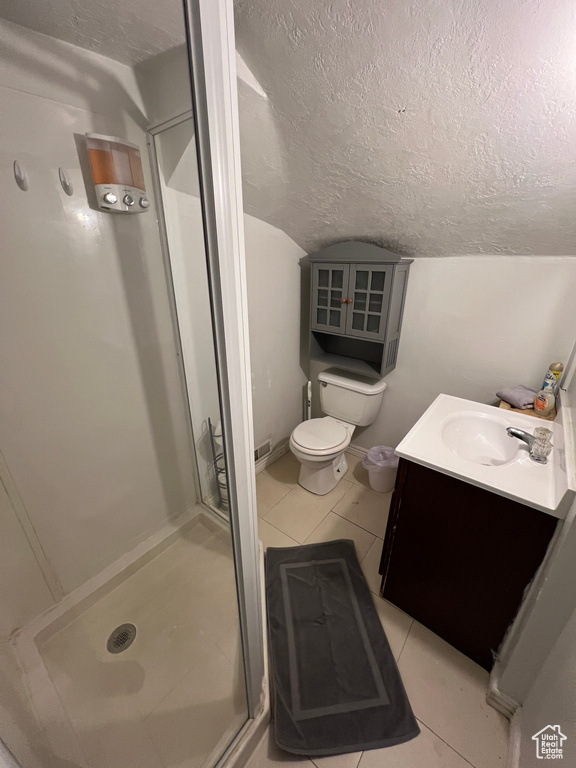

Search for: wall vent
xmin=254 ymin=438 xmax=272 ymax=463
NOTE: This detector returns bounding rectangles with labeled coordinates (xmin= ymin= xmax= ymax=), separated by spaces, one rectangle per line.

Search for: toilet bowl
xmin=289 ymin=417 xmax=355 ymax=496
xmin=290 ymin=370 xmax=387 ymax=495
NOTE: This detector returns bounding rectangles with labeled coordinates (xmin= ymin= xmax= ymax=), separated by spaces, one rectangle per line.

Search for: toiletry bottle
xmin=542 ymin=362 xmax=564 ymax=393
xmin=534 ymin=389 xmax=555 ymax=417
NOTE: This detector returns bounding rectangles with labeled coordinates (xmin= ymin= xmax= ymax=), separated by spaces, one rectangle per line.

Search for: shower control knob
xmin=139 ymin=197 xmax=150 ymax=209
xmin=102 ymin=192 xmax=117 ymax=204
xmin=123 ymin=194 xmax=135 ymax=206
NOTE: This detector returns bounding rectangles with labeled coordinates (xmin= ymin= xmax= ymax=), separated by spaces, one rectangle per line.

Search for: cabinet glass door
xmin=311 ymin=263 xmax=350 ymax=335
xmin=346 ymin=264 xmax=393 ymax=340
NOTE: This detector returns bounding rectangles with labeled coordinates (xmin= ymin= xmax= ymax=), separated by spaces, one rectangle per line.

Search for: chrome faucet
xmin=506 ymin=426 xmax=551 ymax=464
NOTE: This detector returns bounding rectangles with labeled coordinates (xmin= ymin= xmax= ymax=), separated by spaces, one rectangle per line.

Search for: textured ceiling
xmin=4 ymin=0 xmax=576 ymax=255
xmin=234 ymin=0 xmax=576 ymax=255
xmin=0 ymin=0 xmax=184 ymax=64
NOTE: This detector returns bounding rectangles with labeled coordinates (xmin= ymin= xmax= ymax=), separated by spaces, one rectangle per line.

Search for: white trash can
xmin=362 ymin=446 xmax=399 ymax=493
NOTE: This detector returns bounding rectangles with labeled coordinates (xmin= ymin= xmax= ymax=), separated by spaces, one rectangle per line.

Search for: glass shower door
xmin=152 ymin=117 xmax=230 ymax=517
xmin=0 ymin=1 xmax=259 ymax=767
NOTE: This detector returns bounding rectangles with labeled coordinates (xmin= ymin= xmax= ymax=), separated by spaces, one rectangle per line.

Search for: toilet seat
xmin=291 ymin=418 xmax=350 ymax=454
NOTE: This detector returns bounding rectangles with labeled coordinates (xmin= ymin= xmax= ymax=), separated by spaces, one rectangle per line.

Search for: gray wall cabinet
xmin=308 ymin=242 xmax=412 ymax=378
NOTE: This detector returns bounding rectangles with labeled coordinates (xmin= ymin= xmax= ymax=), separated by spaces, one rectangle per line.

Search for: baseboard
xmin=347 ymin=442 xmax=368 ymax=458
xmin=487 ymin=676 xmax=518 ymax=719
xmin=255 ymin=441 xmax=289 ymax=474
xmin=507 ymin=707 xmax=523 ymax=768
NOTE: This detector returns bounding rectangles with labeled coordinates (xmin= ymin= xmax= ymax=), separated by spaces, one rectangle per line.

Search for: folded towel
xmin=496 ymin=385 xmax=538 ymax=410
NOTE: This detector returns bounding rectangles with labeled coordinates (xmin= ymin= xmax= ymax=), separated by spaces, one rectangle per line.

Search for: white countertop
xmin=395 ymin=394 xmax=572 ymax=518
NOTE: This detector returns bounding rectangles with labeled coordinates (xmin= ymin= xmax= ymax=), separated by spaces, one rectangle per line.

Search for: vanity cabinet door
xmin=311 ymin=263 xmax=350 ymax=335
xmin=345 ymin=264 xmax=393 ymax=341
xmin=379 ymin=459 xmax=557 ymax=671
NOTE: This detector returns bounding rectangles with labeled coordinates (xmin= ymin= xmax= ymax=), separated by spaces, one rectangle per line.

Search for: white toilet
xmin=289 ymin=370 xmax=387 ymax=495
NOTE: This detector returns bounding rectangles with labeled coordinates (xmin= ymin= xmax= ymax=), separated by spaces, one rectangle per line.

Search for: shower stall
xmin=0 ymin=1 xmax=263 ymax=767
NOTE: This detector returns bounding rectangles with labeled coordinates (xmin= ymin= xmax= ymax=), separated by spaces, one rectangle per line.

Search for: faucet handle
xmin=532 ymin=427 xmax=553 ymax=462
xmin=533 ymin=427 xmax=552 ymax=441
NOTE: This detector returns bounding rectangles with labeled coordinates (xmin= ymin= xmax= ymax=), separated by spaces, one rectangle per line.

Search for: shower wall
xmin=0 ymin=19 xmax=200 ymax=762
xmin=0 ymin=19 xmax=197 ymax=606
xmin=0 ymin=640 xmax=51 ymax=767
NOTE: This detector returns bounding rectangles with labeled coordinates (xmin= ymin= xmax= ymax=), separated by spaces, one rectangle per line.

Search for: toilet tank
xmin=318 ymin=370 xmax=387 ymax=427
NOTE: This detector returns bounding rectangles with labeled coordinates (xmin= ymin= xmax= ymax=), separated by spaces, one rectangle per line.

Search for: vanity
xmin=379 ymin=395 xmax=571 ymax=671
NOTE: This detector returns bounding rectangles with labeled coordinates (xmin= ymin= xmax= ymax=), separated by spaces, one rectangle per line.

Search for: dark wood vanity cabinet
xmin=379 ymin=459 xmax=557 ymax=671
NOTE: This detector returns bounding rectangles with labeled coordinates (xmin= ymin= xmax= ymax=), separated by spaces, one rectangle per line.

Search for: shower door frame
xmin=182 ymin=0 xmax=265 ymax=716
xmin=150 ymin=0 xmax=264 ymax=719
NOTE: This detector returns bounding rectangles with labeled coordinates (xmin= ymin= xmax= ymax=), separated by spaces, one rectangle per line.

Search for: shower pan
xmin=0 ymin=1 xmax=262 ymax=767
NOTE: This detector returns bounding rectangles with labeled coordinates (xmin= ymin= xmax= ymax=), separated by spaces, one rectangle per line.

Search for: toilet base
xmin=297 ymin=452 xmax=348 ymax=496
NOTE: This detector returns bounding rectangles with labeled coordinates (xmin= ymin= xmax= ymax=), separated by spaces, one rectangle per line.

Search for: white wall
xmin=1 ymin=18 xmax=148 ymax=124
xmin=0 ymin=478 xmax=53 ymax=636
xmin=243 ymin=215 xmax=307 ymax=449
xmin=318 ymin=256 xmax=576 ymax=451
xmin=514 ymin=604 xmax=576 ymax=767
xmin=0 ymin=21 xmax=196 ymax=603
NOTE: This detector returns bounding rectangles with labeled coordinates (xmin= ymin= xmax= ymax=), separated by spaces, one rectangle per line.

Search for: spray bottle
xmin=541 ymin=362 xmax=564 ymax=394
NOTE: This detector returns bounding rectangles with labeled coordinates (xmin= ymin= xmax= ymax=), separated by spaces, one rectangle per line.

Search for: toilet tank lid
xmin=319 ymin=370 xmax=387 ymax=395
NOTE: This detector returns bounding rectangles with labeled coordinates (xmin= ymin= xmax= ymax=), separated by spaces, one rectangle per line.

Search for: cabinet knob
xmin=346 ymin=298 xmax=353 ymax=304
xmin=340 ymin=298 xmax=347 ymax=304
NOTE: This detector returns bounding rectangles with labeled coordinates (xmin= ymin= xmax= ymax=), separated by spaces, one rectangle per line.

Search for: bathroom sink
xmin=395 ymin=394 xmax=570 ymax=518
xmin=441 ymin=412 xmax=519 ymax=467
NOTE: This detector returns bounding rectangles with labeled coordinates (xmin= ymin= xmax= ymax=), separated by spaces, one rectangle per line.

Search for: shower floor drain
xmin=107 ymin=623 xmax=137 ymax=654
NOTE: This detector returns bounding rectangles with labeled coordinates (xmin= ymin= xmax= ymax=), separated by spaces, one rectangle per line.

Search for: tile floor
xmin=254 ymin=451 xmax=510 ymax=768
xmin=29 ymin=517 xmax=247 ymax=768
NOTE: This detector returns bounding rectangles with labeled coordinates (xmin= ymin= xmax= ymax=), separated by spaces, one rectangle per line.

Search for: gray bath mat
xmin=265 ymin=539 xmax=420 ymax=755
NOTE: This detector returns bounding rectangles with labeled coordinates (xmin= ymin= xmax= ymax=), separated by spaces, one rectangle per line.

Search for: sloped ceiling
xmin=234 ymin=0 xmax=576 ymax=255
xmin=0 ymin=0 xmax=184 ymax=64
